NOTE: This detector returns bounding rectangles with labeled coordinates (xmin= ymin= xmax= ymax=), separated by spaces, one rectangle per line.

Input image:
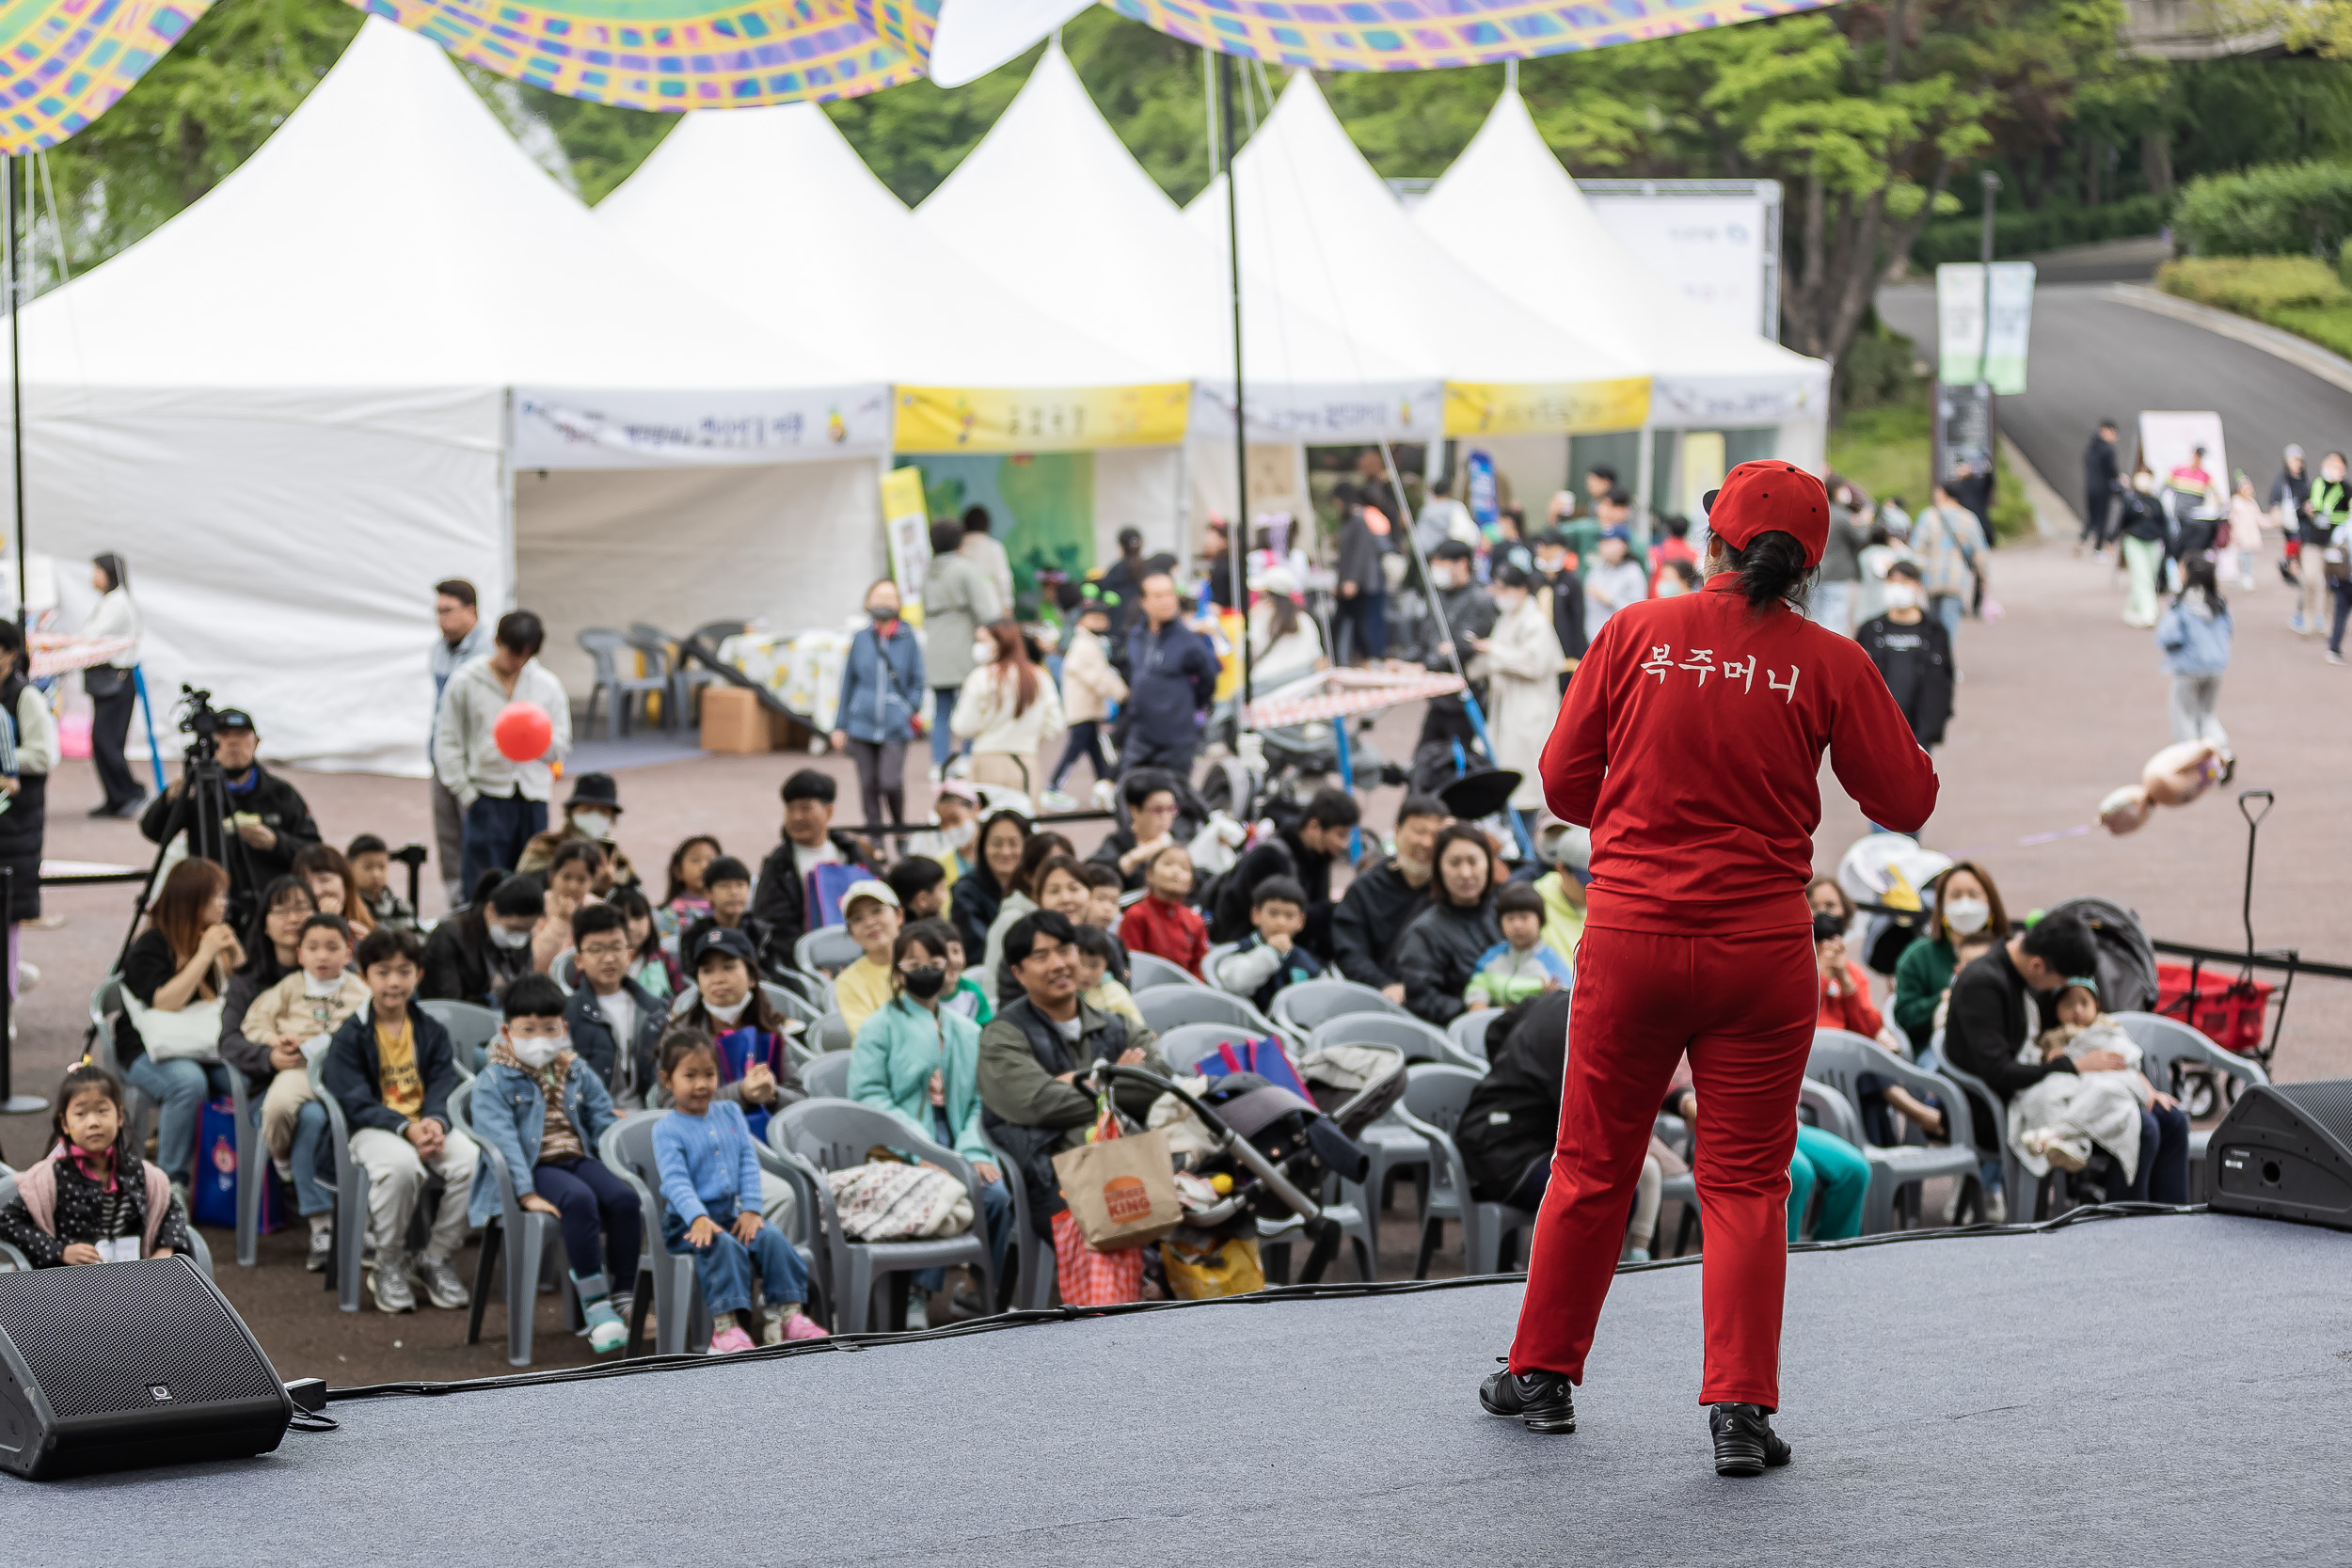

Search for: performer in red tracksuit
xmin=1478 ymin=461 xmax=1938 ymax=1477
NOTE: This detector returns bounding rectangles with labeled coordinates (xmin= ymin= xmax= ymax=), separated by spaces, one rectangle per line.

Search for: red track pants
xmin=1508 ymin=924 xmax=1816 ymax=1409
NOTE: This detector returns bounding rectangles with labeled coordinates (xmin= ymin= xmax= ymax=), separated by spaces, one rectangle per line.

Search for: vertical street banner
xmin=1934 ymin=262 xmax=2037 ymax=393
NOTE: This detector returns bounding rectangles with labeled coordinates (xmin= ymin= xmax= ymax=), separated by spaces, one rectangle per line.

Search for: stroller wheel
xmin=2221 ymin=1073 xmax=2245 ymax=1108
xmin=2180 ymin=1070 xmax=2218 ymax=1120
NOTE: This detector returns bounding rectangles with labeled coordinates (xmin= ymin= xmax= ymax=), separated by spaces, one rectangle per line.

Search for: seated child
xmin=0 ymin=1063 xmax=193 ymax=1266
xmin=2010 ymin=980 xmax=2157 ymax=1180
xmin=1072 ymin=922 xmax=1146 ymax=1033
xmin=469 ymin=975 xmax=641 ymax=1354
xmin=240 ymin=912 xmax=369 ymax=1264
xmin=676 ymin=856 xmax=769 ymax=972
xmin=609 ymin=885 xmax=682 ymax=1001
xmin=294 ymin=842 xmax=367 ymax=930
xmin=652 ymin=1028 xmax=828 ymax=1351
xmin=939 ymin=932 xmax=993 ymax=1024
xmin=658 ymin=834 xmax=721 ymax=943
xmin=347 ymin=834 xmax=419 ymax=932
xmin=1213 ymin=876 xmax=1325 ymax=1013
xmin=1077 ymin=863 xmax=1131 ymax=979
xmin=669 ymin=927 xmax=804 ymax=1143
xmin=321 ymin=925 xmax=480 ymax=1315
xmin=885 ymin=855 xmax=949 ymax=924
xmin=1118 ymin=845 xmax=1208 ymax=977
xmin=1465 ymin=882 xmax=1572 ymax=1010
xmin=832 ymin=879 xmax=904 ymax=1036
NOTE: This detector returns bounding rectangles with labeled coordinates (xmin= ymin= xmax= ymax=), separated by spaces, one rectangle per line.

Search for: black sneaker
xmin=1479 ymin=1361 xmax=1577 ymax=1433
xmin=1709 ymin=1402 xmax=1792 ymax=1477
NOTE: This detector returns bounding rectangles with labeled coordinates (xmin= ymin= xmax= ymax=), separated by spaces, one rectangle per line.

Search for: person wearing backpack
xmin=2156 ymin=558 xmax=2233 ymax=762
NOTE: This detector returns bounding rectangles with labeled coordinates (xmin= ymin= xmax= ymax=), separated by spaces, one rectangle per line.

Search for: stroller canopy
xmin=2043 ymin=896 xmax=2160 ymax=1015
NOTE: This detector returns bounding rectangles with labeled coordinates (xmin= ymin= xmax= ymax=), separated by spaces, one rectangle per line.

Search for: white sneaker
xmin=370 ymin=1257 xmax=417 ymax=1314
xmin=15 ymin=960 xmax=37 ymax=992
xmin=305 ymin=1225 xmax=335 ymax=1273
xmin=1039 ymin=788 xmax=1077 ymax=813
xmin=927 ymin=762 xmax=945 ymax=784
xmin=408 ymin=1252 xmax=471 ymax=1309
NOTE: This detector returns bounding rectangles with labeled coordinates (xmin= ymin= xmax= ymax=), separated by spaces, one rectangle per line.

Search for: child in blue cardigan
xmin=652 ymin=1029 xmax=827 ymax=1353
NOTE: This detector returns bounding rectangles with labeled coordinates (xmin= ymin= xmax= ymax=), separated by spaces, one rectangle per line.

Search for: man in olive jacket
xmin=977 ymin=909 xmax=1168 ymax=1229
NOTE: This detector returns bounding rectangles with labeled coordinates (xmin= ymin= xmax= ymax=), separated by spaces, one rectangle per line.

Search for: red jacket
xmin=1120 ymin=893 xmax=1208 ymax=978
xmin=1540 ymin=576 xmax=1938 ymax=934
xmin=1818 ymin=960 xmax=1883 ymax=1037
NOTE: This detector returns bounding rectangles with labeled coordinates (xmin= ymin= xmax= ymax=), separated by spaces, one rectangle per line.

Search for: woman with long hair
xmin=2157 ymin=555 xmax=2234 ymax=756
xmin=83 ymin=553 xmax=144 ymax=816
xmin=1486 ymin=462 xmax=1937 ymax=1477
xmin=1392 ymin=823 xmax=1504 ymax=1025
xmin=977 ymin=830 xmax=1077 ymax=998
xmin=118 ymin=858 xmax=246 ymax=1197
xmin=1890 ymin=862 xmax=2009 ymax=1056
xmin=951 ymin=808 xmax=1028 ymax=963
xmin=950 ymin=618 xmax=1064 ymax=797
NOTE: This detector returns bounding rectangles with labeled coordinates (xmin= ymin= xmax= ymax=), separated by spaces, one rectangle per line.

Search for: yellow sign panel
xmin=1443 ymin=377 xmax=1653 ymax=437
xmin=894 ymin=383 xmax=1192 ymax=453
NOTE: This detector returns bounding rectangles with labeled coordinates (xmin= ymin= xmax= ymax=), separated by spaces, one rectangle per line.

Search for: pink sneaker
xmin=781 ymin=1311 xmax=829 ymax=1341
xmin=707 ymin=1325 xmax=756 ymax=1355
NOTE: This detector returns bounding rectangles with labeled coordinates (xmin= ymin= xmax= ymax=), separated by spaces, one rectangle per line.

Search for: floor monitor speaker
xmin=2205 ymin=1079 xmax=2352 ymax=1231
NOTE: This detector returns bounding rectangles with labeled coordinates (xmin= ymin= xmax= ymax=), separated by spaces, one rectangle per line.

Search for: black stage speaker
xmin=0 ymin=1255 xmax=291 ymax=1480
xmin=2206 ymin=1078 xmax=2352 ymax=1231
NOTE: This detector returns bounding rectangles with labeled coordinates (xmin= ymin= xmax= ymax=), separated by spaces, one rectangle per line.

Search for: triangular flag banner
xmin=0 ymin=0 xmax=216 ymax=154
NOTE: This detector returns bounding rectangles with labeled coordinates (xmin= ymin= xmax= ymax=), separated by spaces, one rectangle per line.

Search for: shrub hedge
xmin=2171 ymin=161 xmax=2352 ymax=258
xmin=1911 ymin=194 xmax=2170 ymax=267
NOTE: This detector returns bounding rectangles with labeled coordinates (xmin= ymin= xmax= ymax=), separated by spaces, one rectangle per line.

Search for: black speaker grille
xmin=2276 ymin=1079 xmax=2352 ymax=1135
xmin=0 ymin=1259 xmax=274 ymax=1418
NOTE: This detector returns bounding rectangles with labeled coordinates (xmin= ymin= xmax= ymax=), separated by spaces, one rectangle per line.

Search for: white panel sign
xmin=1189 ymin=380 xmax=1444 ymax=445
xmin=1583 ymin=196 xmax=1769 ymax=336
xmin=513 ymin=385 xmax=894 ymax=468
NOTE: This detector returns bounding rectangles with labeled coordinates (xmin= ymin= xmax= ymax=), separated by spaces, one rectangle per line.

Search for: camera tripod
xmin=103 ymin=686 xmax=262 ymax=987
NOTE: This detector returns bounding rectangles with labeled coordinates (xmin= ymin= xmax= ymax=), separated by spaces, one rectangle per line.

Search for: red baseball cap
xmin=1702 ymin=461 xmax=1831 ymax=568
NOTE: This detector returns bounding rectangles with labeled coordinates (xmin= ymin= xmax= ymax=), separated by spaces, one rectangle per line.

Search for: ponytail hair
xmin=1720 ymin=530 xmax=1814 ymax=614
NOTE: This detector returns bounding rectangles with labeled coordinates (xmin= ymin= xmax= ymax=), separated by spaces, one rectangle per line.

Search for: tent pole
xmin=6 ymin=153 xmax=23 ymax=626
xmin=1219 ymin=49 xmax=1251 ymax=737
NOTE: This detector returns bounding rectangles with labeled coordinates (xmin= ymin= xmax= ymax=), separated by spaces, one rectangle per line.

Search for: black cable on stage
xmin=314 ymin=1202 xmax=2206 ymax=1411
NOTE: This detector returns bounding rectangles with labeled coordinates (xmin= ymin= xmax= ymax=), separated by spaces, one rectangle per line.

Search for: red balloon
xmin=492 ymin=701 xmax=553 ymax=763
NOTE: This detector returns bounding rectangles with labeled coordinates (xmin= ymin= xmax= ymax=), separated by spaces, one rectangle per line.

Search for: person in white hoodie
xmin=1042 ymin=592 xmax=1125 ymax=811
xmin=951 ymin=618 xmax=1063 ymax=799
xmin=433 ymin=610 xmax=572 ymax=904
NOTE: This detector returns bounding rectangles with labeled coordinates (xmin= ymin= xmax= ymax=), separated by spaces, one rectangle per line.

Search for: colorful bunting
xmin=0 ymin=0 xmax=214 ymax=154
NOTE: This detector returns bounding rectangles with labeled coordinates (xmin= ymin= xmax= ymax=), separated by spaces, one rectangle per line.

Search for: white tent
xmin=597 ymin=100 xmax=1190 ymax=560
xmin=1416 ymin=89 xmax=1829 ymax=477
xmin=1187 ymin=68 xmax=1649 ymax=493
xmin=13 ymin=20 xmax=889 ymax=771
xmin=916 ymin=41 xmax=1442 ymax=531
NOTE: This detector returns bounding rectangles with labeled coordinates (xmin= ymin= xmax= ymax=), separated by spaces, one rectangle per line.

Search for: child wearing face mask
xmin=242 ymin=913 xmax=369 ymax=1257
xmin=669 ymin=929 xmax=804 ymax=1142
xmin=469 ymin=974 xmax=639 ymax=1354
xmin=1855 ymin=560 xmax=1954 ymax=752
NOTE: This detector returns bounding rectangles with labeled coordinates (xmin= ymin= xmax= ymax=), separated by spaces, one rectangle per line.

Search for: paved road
xmin=1878 ymin=281 xmax=2352 ymax=523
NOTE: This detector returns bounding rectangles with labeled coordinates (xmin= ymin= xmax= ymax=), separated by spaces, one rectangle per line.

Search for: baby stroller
xmin=1083 ymin=1045 xmax=1404 ymax=1285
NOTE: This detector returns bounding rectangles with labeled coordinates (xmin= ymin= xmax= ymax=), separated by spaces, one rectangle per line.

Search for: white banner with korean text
xmin=513 ymin=385 xmax=894 ymax=468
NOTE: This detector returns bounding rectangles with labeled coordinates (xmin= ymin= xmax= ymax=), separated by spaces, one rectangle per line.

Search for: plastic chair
xmin=2111 ymin=1012 xmax=2268 ymax=1199
xmin=1135 ymin=985 xmax=1278 ymax=1038
xmin=1151 ymin=1022 xmax=1266 ymax=1074
xmin=625 ymin=623 xmax=684 ymax=733
xmin=228 ymin=1059 xmax=267 ymax=1268
xmin=1923 ymin=1029 xmax=2020 ymax=1219
xmin=550 ymin=951 xmax=580 ymax=992
xmin=420 ymin=999 xmax=501 ymax=1075
xmin=771 ymin=1100 xmax=996 ymax=1333
xmin=1127 ymin=952 xmax=1204 ymax=991
xmin=1200 ymin=942 xmax=1244 ymax=994
xmin=1308 ymin=1010 xmax=1482 ymax=1071
xmin=579 ymin=627 xmax=670 ymax=740
xmin=795 ymin=926 xmax=865 ymax=978
xmin=0 ymin=1173 xmax=215 ymax=1277
xmin=1394 ymin=1063 xmax=1535 ymax=1277
xmin=599 ymin=1110 xmax=831 ymax=1351
xmin=1270 ymin=978 xmax=1407 ymax=1036
xmin=88 ymin=975 xmax=159 ymax=1151
xmin=977 ymin=1126 xmax=1050 ymax=1312
xmin=802 ymin=1051 xmax=852 ymax=1101
xmin=1449 ymin=1009 xmax=1503 ymax=1065
xmin=812 ymin=1011 xmax=852 ymax=1057
xmin=1806 ymin=1029 xmax=1983 ymax=1232
xmin=1257 ymin=1195 xmax=1378 ymax=1284
xmin=451 ymin=1078 xmax=579 ymax=1367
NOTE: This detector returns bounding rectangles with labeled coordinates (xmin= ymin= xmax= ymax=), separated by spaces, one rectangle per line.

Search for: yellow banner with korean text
xmin=894 ymin=383 xmax=1192 ymax=453
xmin=1443 ymin=377 xmax=1652 ymax=437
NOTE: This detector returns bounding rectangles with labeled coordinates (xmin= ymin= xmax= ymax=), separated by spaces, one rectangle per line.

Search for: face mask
xmin=487 ymin=923 xmax=532 ymax=950
xmin=1944 ymin=897 xmax=1992 ymax=937
xmin=571 ymin=810 xmax=613 ymax=840
xmin=944 ymin=818 xmax=977 ymax=850
xmin=1493 ymin=592 xmax=1525 ymax=614
xmin=868 ymin=604 xmax=898 ymax=626
xmin=511 ymin=1033 xmax=565 ymax=1069
xmin=971 ymin=640 xmax=997 ymax=665
xmin=703 ymin=995 xmax=749 ymax=1025
xmin=1883 ymin=583 xmax=1921 ymax=610
xmin=304 ymin=972 xmax=344 ymax=998
xmin=902 ymin=965 xmax=947 ymax=1001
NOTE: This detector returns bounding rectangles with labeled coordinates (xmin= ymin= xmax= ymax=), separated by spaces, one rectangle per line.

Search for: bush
xmin=2172 ymin=161 xmax=2352 ymax=258
xmin=1837 ymin=320 xmax=1921 ymax=413
xmin=1911 ymin=195 xmax=2171 ymax=268
xmin=2156 ymin=255 xmax=2348 ymax=313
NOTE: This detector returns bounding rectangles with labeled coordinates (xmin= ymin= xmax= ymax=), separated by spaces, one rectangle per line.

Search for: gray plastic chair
xmin=1394 ymin=1062 xmax=1535 ymax=1277
xmin=771 ymin=1100 xmax=995 ymax=1333
xmin=1309 ymin=1010 xmax=1481 ymax=1071
xmin=1270 ymin=977 xmax=1407 ymax=1036
xmin=1923 ymin=1029 xmax=2017 ymax=1219
xmin=600 ymin=1109 xmax=830 ymax=1352
xmin=1127 ymin=952 xmax=1204 ymax=991
xmin=310 ymin=1054 xmax=370 ymax=1312
xmin=451 ymin=1078 xmax=580 ymax=1367
xmin=420 ymin=999 xmax=501 ymax=1075
xmin=2110 ymin=1011 xmax=2269 ymax=1199
xmin=624 ymin=623 xmax=685 ymax=734
xmin=1200 ymin=942 xmax=1244 ymax=994
xmin=88 ymin=975 xmax=159 ymax=1151
xmin=1135 ymin=985 xmax=1277 ymax=1037
xmin=1449 ymin=1009 xmax=1503 ymax=1065
xmin=663 ymin=980 xmax=819 ymax=1030
xmin=0 ymin=1172 xmax=215 ymax=1277
xmin=801 ymin=1051 xmax=853 ymax=1101
xmin=977 ymin=1125 xmax=1050 ymax=1312
xmin=580 ymin=626 xmax=670 ymax=739
xmin=1806 ymin=1029 xmax=1983 ymax=1231
xmin=795 ymin=925 xmax=865 ymax=978
xmin=1152 ymin=1022 xmax=1266 ymax=1074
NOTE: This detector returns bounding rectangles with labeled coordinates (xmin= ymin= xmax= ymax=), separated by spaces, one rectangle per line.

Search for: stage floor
xmin=14 ymin=1212 xmax=2347 ymax=1564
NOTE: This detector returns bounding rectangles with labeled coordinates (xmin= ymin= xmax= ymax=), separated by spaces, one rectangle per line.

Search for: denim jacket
xmin=834 ymin=622 xmax=927 ymax=743
xmin=466 ymin=1056 xmax=618 ymax=1227
xmin=2155 ymin=594 xmax=2233 ymax=677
